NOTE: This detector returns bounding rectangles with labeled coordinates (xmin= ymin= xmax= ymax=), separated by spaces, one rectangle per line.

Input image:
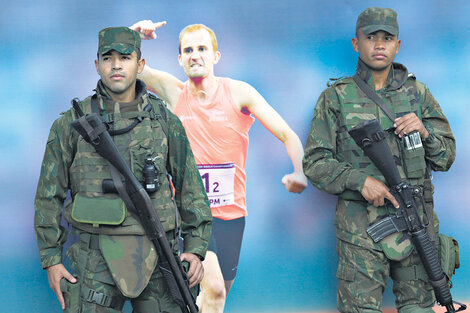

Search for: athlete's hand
xmin=180 ymin=253 xmax=204 ymax=288
xmin=129 ymin=20 xmax=167 ymax=40
xmin=394 ymin=113 xmax=429 ymax=139
xmin=361 ymin=176 xmax=399 ymax=208
xmin=282 ymin=172 xmax=308 ymax=193
xmin=46 ymin=263 xmax=76 ymax=310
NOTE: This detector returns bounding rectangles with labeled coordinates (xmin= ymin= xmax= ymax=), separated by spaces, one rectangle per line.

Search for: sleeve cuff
xmin=182 ymin=236 xmax=209 ymax=260
xmin=423 ymin=132 xmax=435 ymax=146
xmin=40 ymin=253 xmax=62 ymax=269
xmin=345 ymin=169 xmax=368 ymax=193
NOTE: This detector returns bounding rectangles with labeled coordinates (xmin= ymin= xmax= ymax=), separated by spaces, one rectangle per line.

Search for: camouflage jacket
xmin=34 ymin=80 xmax=212 ymax=269
xmin=303 ymin=59 xmax=456 ymax=249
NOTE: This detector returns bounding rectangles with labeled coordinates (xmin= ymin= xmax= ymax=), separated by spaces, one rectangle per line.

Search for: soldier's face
xmin=352 ymin=30 xmax=401 ymax=72
xmin=95 ymin=50 xmax=145 ymax=100
xmin=178 ymin=29 xmax=220 ymax=79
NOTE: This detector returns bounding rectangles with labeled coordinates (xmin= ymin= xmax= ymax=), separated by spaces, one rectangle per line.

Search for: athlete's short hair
xmin=179 ymin=24 xmax=218 ymax=54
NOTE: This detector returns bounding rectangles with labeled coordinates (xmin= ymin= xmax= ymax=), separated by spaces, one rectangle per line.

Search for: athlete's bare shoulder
xmin=228 ymin=79 xmax=259 ymax=111
xmin=140 ymin=65 xmax=184 ymax=112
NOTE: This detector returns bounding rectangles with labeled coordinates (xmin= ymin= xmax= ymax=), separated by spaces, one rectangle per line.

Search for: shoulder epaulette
xmin=327 ymin=76 xmax=352 ymax=87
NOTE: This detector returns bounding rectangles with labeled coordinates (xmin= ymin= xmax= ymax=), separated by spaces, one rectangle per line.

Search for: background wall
xmin=1 ymin=1 xmax=469 ymax=312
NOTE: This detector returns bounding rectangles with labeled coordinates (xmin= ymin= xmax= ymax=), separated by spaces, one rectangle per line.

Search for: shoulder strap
xmin=90 ymin=94 xmax=101 ymax=115
xmin=353 ymin=74 xmax=396 ymax=122
xmin=148 ymin=93 xmax=169 ymax=139
xmin=147 ymin=93 xmax=180 ymax=250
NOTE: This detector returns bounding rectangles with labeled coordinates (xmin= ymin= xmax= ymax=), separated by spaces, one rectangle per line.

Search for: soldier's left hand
xmin=180 ymin=252 xmax=204 ymax=287
xmin=394 ymin=113 xmax=429 ymax=139
xmin=282 ymin=172 xmax=308 ymax=193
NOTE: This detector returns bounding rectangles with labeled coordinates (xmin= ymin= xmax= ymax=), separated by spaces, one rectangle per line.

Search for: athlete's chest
xmin=177 ymin=99 xmax=234 ymax=128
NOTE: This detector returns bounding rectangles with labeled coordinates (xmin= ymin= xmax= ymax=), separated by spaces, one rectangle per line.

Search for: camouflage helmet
xmin=98 ymin=26 xmax=141 ymax=55
xmin=356 ymin=7 xmax=398 ymax=36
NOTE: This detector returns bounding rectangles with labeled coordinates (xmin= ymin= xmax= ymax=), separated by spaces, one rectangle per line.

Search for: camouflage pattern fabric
xmin=100 ymin=234 xmax=157 ymax=298
xmin=303 ymin=59 xmax=455 ymax=311
xmin=98 ymin=27 xmax=141 ymax=55
xmin=336 ymin=238 xmax=435 ymax=313
xmin=34 ymin=79 xmax=212 ymax=306
xmin=356 ymin=7 xmax=399 ymax=36
xmin=303 ymin=59 xmax=455 ymax=251
xmin=61 ymin=231 xmax=194 ymax=312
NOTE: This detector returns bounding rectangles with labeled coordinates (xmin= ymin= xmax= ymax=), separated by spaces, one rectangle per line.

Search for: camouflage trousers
xmin=61 ymin=232 xmax=194 ymax=313
xmin=336 ymin=238 xmax=435 ymax=313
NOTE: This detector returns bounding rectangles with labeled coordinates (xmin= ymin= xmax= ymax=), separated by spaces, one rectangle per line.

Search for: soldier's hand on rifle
xmin=46 ymin=263 xmax=76 ymax=310
xmin=130 ymin=20 xmax=167 ymax=40
xmin=394 ymin=113 xmax=429 ymax=139
xmin=361 ymin=176 xmax=399 ymax=208
xmin=180 ymin=253 xmax=204 ymax=288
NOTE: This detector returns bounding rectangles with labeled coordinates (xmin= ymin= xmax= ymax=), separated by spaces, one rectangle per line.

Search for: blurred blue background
xmin=1 ymin=0 xmax=469 ymax=312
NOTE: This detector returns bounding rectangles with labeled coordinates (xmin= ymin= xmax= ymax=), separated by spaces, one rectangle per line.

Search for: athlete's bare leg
xmin=197 ymin=251 xmax=227 ymax=313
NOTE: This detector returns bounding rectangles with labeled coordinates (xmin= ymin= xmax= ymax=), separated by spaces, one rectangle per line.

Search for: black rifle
xmin=71 ymin=112 xmax=198 ymax=313
xmin=348 ymin=119 xmax=466 ymax=313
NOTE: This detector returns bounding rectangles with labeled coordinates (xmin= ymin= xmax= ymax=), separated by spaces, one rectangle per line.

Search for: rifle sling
xmin=107 ymin=161 xmax=137 ymax=214
xmin=353 ymin=74 xmax=396 ymax=122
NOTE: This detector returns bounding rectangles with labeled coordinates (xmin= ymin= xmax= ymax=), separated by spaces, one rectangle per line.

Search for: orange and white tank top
xmin=174 ymin=77 xmax=255 ymax=220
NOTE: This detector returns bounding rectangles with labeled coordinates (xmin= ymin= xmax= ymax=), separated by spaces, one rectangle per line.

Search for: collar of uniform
xmin=355 ymin=59 xmax=409 ymax=92
xmin=386 ymin=62 xmax=408 ymax=91
xmin=94 ymin=79 xmax=148 ymax=113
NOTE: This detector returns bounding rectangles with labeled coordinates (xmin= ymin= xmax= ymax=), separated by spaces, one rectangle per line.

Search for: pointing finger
xmin=385 ymin=191 xmax=399 ymax=208
xmin=154 ymin=21 xmax=167 ymax=29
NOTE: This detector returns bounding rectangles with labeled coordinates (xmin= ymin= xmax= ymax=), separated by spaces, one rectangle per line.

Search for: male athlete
xmin=130 ymin=20 xmax=307 ymax=313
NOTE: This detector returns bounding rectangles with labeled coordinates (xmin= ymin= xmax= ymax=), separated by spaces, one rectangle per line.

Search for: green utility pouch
xmin=71 ymin=194 xmax=126 ymax=226
xmin=400 ymin=134 xmax=427 ymax=179
xmin=438 ymin=233 xmax=460 ymax=281
xmin=391 ymin=233 xmax=460 ymax=282
xmin=60 ymin=276 xmax=80 ymax=313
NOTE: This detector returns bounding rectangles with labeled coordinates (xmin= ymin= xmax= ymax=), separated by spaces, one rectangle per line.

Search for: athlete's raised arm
xmin=130 ymin=20 xmax=183 ymax=110
xmin=230 ymin=80 xmax=308 ymax=193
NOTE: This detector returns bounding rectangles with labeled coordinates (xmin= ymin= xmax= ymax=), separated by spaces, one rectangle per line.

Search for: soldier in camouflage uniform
xmin=34 ymin=26 xmax=212 ymax=312
xmin=302 ymin=7 xmax=456 ymax=313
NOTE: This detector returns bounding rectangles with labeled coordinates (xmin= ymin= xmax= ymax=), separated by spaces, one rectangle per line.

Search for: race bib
xmin=197 ymin=163 xmax=235 ymax=208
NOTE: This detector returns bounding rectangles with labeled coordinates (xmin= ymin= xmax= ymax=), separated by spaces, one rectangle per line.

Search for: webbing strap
xmin=108 ymin=161 xmax=137 ymax=214
xmin=391 ymin=264 xmax=428 ymax=282
xmin=353 ymin=74 xmax=396 ymax=122
xmin=132 ymin=299 xmax=160 ymax=313
xmin=82 ymin=286 xmax=125 ymax=308
xmin=77 ymin=115 xmax=107 ymax=142
xmin=91 ymin=94 xmax=101 ymax=115
xmin=148 ymin=95 xmax=169 ymax=139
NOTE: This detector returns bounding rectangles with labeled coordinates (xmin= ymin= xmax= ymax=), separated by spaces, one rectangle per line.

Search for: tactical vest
xmin=333 ymin=76 xmax=427 ymax=201
xmin=65 ymin=93 xmax=178 ymax=235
